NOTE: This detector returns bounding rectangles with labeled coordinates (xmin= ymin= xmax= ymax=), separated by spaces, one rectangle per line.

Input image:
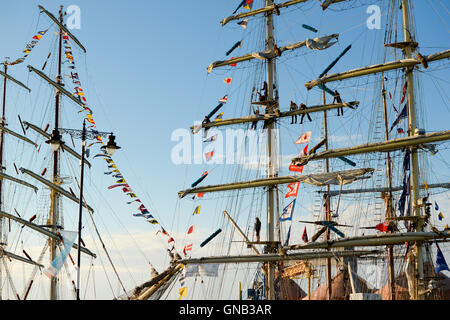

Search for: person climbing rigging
xmin=290 ymin=100 xmax=298 ymax=124
xmin=254 ymin=217 xmax=261 ymax=242
xmin=299 ymin=103 xmax=312 ymax=124
xmin=251 ymin=106 xmax=259 ymax=130
xmin=333 ymin=90 xmax=344 ymax=116
xmin=202 ymin=116 xmax=211 ymax=125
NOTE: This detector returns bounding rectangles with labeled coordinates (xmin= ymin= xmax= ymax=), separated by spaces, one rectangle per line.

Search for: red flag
xmin=194 ymin=192 xmax=204 ymax=199
xmin=400 ymin=81 xmax=407 ymax=104
xmin=302 ymin=144 xmax=309 ymax=156
xmin=230 ymin=58 xmax=237 ymax=67
xmin=302 ymin=226 xmax=308 ymax=243
xmin=285 ymin=182 xmax=300 ymax=198
xmin=219 ymin=95 xmax=228 ymax=103
xmin=375 ymin=222 xmax=388 ymax=232
xmin=205 ymin=150 xmax=214 ymax=162
xmin=289 ymin=164 xmax=304 ymax=173
xmin=168 ymin=237 xmax=174 ymax=243
xmin=397 ymin=128 xmax=405 ymax=134
xmin=224 ymin=77 xmax=232 ymax=84
xmin=187 ymin=225 xmax=196 ymax=234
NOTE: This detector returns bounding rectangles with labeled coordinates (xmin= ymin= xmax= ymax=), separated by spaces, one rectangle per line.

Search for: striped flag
xmin=193 ymin=205 xmax=201 ymax=215
xmin=219 ymin=95 xmax=228 ymax=103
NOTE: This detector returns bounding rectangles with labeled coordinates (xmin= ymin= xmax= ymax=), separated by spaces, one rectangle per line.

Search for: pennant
xmin=178 ymin=287 xmax=187 ymax=300
xmin=285 ymin=182 xmax=300 ymax=198
xmin=214 ymin=112 xmax=224 ymax=121
xmin=237 ymin=19 xmax=248 ymax=29
xmin=280 ymin=199 xmax=296 ymax=221
xmin=435 ymin=241 xmax=449 ymax=274
xmin=192 ymin=192 xmax=204 ymax=199
xmin=133 ymin=213 xmax=153 ymax=218
xmin=284 ymin=226 xmax=291 ymax=247
xmin=203 ymin=135 xmax=217 ymax=143
xmin=302 ymin=226 xmax=308 ymax=243
xmin=400 ymin=81 xmax=407 ymax=104
xmin=205 ymin=150 xmax=214 ymax=162
xmin=108 ymin=184 xmax=128 ymax=190
xmin=193 ymin=206 xmax=201 ymax=215
xmin=183 ymin=244 xmax=193 ymax=256
xmin=219 ymin=95 xmax=228 ymax=103
xmin=187 ymin=225 xmax=196 ymax=234
xmin=295 ymin=131 xmax=311 ymax=144
xmin=43 ymin=230 xmax=77 ymax=279
xmin=390 ymin=103 xmax=408 ymax=132
xmin=302 ymin=144 xmax=309 ymax=156
xmin=224 ymin=77 xmax=232 ymax=84
xmin=243 ymin=0 xmax=253 ymax=10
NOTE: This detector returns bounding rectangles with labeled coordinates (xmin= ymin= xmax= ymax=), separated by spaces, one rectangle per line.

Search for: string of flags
xmin=62 ymin=34 xmax=178 ymax=249
xmin=9 ymin=29 xmax=49 ymax=65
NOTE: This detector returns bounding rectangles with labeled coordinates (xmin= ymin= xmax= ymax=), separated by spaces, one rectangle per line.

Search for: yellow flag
xmin=424 ymin=181 xmax=429 ymax=190
xmin=178 ymin=287 xmax=187 ymax=300
xmin=193 ymin=205 xmax=201 ymax=215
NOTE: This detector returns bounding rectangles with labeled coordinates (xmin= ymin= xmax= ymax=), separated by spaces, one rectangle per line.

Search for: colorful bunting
xmin=9 ymin=29 xmax=48 ymax=65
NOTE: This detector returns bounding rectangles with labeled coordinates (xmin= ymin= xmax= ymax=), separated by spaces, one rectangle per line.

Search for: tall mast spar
xmin=265 ymin=0 xmax=276 ymax=300
xmin=400 ymin=0 xmax=424 ymax=300
xmin=381 ymin=76 xmax=396 ymax=300
xmin=322 ymin=91 xmax=332 ymax=299
xmin=49 ymin=5 xmax=64 ymax=300
xmin=0 ymin=60 xmax=7 ymax=300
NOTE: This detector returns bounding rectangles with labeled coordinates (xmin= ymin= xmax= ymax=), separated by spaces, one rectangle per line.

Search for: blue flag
xmin=284 ymin=226 xmax=291 ymax=247
xmin=435 ymin=201 xmax=439 ymax=211
xmin=435 ymin=241 xmax=449 ymax=274
xmin=280 ymin=199 xmax=296 ymax=221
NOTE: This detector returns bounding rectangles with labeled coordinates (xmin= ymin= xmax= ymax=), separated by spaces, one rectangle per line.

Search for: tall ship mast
xmin=169 ymin=0 xmax=450 ymax=301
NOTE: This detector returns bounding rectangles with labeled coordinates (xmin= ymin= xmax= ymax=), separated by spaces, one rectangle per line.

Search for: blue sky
xmin=1 ymin=0 xmax=449 ymax=299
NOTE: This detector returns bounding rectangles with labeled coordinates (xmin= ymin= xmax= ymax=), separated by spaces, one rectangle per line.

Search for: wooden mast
xmin=0 ymin=60 xmax=7 ymax=300
xmin=265 ymin=0 xmax=277 ymax=301
xmin=381 ymin=76 xmax=396 ymax=300
xmin=400 ymin=0 xmax=424 ymax=300
xmin=322 ymin=91 xmax=332 ymax=299
xmin=49 ymin=5 xmax=64 ymax=300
